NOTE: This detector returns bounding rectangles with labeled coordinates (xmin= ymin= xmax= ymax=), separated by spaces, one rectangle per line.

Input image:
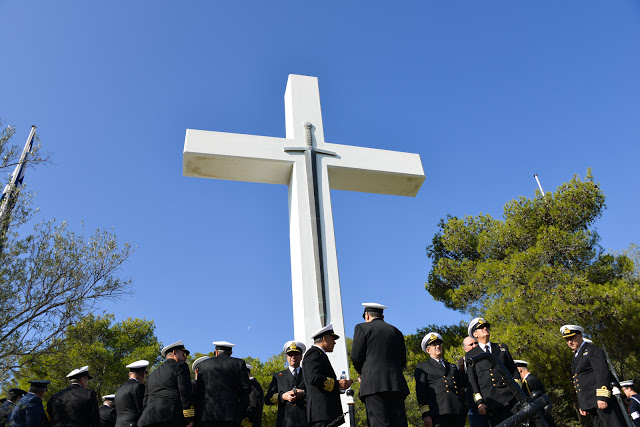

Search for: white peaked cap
xmin=620 ymin=380 xmax=634 ymax=388
xmin=362 ymin=303 xmax=388 ymax=309
xmin=283 ymin=341 xmax=306 ymax=354
xmin=102 ymin=394 xmax=115 ymax=400
xmin=421 ymin=332 xmax=443 ymax=351
xmin=514 ymin=360 xmax=529 ymax=367
xmin=191 ymin=356 xmax=210 ymax=372
xmin=161 ymin=340 xmax=189 ymax=357
xmin=246 ymin=364 xmax=253 ymax=370
xmin=66 ymin=366 xmax=90 ymax=378
xmin=213 ymin=341 xmax=236 ymax=349
xmin=311 ymin=324 xmax=340 ymax=340
xmin=126 ymin=360 xmax=149 ymax=371
xmin=468 ymin=317 xmax=490 ymax=337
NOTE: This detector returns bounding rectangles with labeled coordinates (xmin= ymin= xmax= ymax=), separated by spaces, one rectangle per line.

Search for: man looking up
xmin=465 ymin=318 xmax=520 ymax=426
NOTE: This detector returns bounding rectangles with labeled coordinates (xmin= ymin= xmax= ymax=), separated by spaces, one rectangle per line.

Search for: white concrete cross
xmin=183 ymin=74 xmax=425 ymax=417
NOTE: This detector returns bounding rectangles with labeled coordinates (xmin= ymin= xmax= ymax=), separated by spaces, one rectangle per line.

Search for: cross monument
xmin=183 ymin=74 xmax=425 ymax=419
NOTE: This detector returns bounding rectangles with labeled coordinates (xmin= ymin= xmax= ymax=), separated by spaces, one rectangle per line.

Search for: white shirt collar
xmin=575 ymin=341 xmax=587 ymax=357
xmin=289 ymin=366 xmax=300 ymax=375
xmin=481 ymin=342 xmax=492 ymax=351
xmin=314 ymin=344 xmax=326 ymax=354
xmin=524 ymin=372 xmax=531 ymax=380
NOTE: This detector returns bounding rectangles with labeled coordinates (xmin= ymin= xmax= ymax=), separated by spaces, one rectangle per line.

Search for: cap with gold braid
xmin=560 ymin=324 xmax=584 ymax=338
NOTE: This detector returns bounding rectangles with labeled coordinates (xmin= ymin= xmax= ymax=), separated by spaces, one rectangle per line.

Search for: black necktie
xmin=293 ymin=369 xmax=298 ymax=382
xmin=485 ymin=345 xmax=491 ymax=354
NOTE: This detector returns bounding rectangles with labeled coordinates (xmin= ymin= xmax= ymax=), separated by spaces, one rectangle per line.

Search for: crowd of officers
xmin=1 ymin=303 xmax=639 ymax=427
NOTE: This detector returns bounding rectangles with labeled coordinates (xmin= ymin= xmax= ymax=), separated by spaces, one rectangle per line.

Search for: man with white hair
xmin=561 ymin=325 xmax=624 ymax=426
xmin=264 ymin=341 xmax=308 ymax=427
xmin=414 ymin=332 xmax=467 ymax=427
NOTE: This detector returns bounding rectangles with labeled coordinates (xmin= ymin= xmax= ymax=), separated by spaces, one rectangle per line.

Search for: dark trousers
xmin=430 ymin=414 xmax=466 ymax=427
xmin=486 ymin=404 xmax=514 ymax=427
xmin=587 ymin=403 xmax=625 ymax=427
xmin=362 ymin=392 xmax=408 ymax=427
xmin=199 ymin=422 xmax=241 ymax=427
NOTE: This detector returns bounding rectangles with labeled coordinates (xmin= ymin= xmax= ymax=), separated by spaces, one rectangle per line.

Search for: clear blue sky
xmin=1 ymin=1 xmax=638 ymax=362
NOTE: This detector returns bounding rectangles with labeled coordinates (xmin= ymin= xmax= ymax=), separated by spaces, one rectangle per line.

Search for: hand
xmin=339 ymin=379 xmax=353 ymax=390
xmin=597 ymin=400 xmax=608 ymax=410
xmin=477 ymin=403 xmax=487 ymax=415
xmin=185 ymin=422 xmax=194 ymax=427
xmin=423 ymin=415 xmax=433 ymax=427
xmin=282 ymin=391 xmax=297 ymax=402
xmin=579 ymin=409 xmax=587 ymax=416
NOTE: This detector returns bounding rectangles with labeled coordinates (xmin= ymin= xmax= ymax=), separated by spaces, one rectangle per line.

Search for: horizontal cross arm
xmin=324 ymin=142 xmax=425 ymax=197
xmin=183 ymin=129 xmax=294 ymax=185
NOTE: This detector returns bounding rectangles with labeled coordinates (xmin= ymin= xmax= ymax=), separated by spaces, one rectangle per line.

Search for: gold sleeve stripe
xmin=419 ymin=404 xmax=431 ymax=414
xmin=596 ymin=387 xmax=612 ymax=398
xmin=514 ymin=379 xmax=523 ymax=386
xmin=45 ymin=409 xmax=51 ymax=422
xmin=324 ymin=377 xmax=335 ymax=392
xmin=474 ymin=393 xmax=483 ymax=402
xmin=240 ymin=418 xmax=253 ymax=427
xmin=270 ymin=395 xmax=279 ymax=404
xmin=183 ymin=407 xmax=195 ymax=417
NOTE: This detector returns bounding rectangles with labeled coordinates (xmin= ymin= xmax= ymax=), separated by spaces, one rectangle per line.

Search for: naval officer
xmin=351 ymin=303 xmax=409 ymax=427
xmin=6 ymin=381 xmax=49 ymax=427
xmin=562 ymin=325 xmax=625 ymax=426
xmin=303 ymin=325 xmax=353 ymax=427
xmin=138 ymin=341 xmax=195 ymax=427
xmin=264 ymin=341 xmax=308 ymax=427
xmin=115 ymin=360 xmax=149 ymax=427
xmin=194 ymin=341 xmax=251 ymax=426
xmin=47 ymin=366 xmax=100 ymax=427
xmin=415 ymin=332 xmax=467 ymax=427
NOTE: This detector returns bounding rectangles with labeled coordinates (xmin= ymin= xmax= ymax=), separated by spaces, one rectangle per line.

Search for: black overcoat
xmin=46 ymin=384 xmax=100 ymax=427
xmin=350 ymin=319 xmax=409 ymax=398
xmin=114 ymin=379 xmax=145 ymax=427
xmin=194 ymin=354 xmax=251 ymax=424
xmin=302 ymin=346 xmax=343 ymax=425
xmin=138 ymin=359 xmax=194 ymax=427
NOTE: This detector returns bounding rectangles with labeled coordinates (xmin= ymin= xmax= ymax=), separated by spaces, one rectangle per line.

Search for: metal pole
xmin=533 ymin=174 xmax=545 ymax=199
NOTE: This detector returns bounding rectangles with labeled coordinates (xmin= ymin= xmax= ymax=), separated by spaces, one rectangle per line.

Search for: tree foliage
xmin=425 ymin=170 xmax=640 ymax=425
xmin=0 ymin=120 xmax=134 ymax=386
xmin=8 ymin=314 xmax=161 ymax=401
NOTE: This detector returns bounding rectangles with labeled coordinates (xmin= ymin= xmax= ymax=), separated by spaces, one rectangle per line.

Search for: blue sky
xmin=1 ymin=1 xmax=638 ymax=362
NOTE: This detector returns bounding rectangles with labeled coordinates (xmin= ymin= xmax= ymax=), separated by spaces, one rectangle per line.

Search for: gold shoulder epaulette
xmin=183 ymin=406 xmax=195 ymax=418
xmin=596 ymin=386 xmax=612 ymax=398
xmin=419 ymin=404 xmax=430 ymax=415
xmin=323 ymin=377 xmax=335 ymax=392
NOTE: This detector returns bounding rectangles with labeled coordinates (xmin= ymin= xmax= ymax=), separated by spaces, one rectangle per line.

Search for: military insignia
xmin=278 ymin=372 xmax=283 ymax=376
xmin=583 ymin=351 xmax=588 ymax=356
xmin=323 ymin=377 xmax=335 ymax=392
xmin=419 ymin=404 xmax=430 ymax=414
xmin=290 ymin=342 xmax=297 ymax=350
xmin=562 ymin=326 xmax=569 ymax=334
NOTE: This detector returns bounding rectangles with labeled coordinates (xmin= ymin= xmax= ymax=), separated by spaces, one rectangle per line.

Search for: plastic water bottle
xmin=340 ymin=371 xmax=346 ymax=394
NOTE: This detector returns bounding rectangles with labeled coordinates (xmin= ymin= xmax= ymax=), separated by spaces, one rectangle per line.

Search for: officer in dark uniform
xmin=47 ymin=366 xmax=100 ymax=427
xmin=1 ymin=389 xmax=26 ymax=427
xmin=351 ymin=303 xmax=409 ymax=427
xmin=245 ymin=365 xmax=264 ymax=427
xmin=191 ymin=356 xmax=210 ymax=420
xmin=620 ymin=380 xmax=640 ymax=426
xmin=562 ymin=325 xmax=625 ymax=427
xmin=194 ymin=341 xmax=251 ymax=426
xmin=99 ymin=395 xmax=117 ymax=427
xmin=465 ymin=318 xmax=521 ymax=427
xmin=513 ymin=360 xmax=555 ymax=427
xmin=6 ymin=381 xmax=49 ymax=427
xmin=415 ymin=332 xmax=467 ymax=427
xmin=265 ymin=341 xmax=308 ymax=427
xmin=303 ymin=324 xmax=353 ymax=427
xmin=139 ymin=340 xmax=195 ymax=427
xmin=115 ymin=360 xmax=149 ymax=427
